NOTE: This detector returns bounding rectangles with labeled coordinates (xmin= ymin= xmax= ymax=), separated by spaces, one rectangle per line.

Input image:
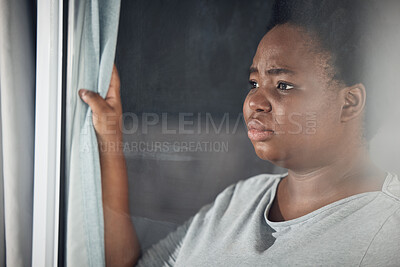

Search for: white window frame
xmin=32 ymin=0 xmax=64 ymax=266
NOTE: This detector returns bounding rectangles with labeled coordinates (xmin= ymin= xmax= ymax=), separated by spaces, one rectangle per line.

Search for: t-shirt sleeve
xmin=135 ymin=203 xmax=213 ymax=267
xmin=135 ymin=216 xmax=194 ymax=267
xmin=134 ymin=182 xmax=238 ymax=266
xmin=360 ymin=206 xmax=400 ymax=266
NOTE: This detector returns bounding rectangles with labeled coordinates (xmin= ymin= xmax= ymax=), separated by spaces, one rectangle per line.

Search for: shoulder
xmin=213 ymin=172 xmax=286 ymax=203
xmin=349 ymin=172 xmax=400 ymax=266
xmin=382 ymin=172 xmax=400 ymax=202
xmin=360 ymin=172 xmax=400 ymax=266
xmin=195 ymin=173 xmax=286 ymax=222
xmin=360 ymin=200 xmax=400 ymax=266
xmin=233 ymin=172 xmax=286 ymax=198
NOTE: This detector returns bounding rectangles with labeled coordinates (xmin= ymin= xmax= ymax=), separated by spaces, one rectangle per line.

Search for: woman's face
xmin=243 ymin=23 xmax=349 ymax=171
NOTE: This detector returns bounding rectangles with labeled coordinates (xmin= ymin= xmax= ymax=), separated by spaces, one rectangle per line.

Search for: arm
xmin=79 ymin=65 xmax=140 ymax=266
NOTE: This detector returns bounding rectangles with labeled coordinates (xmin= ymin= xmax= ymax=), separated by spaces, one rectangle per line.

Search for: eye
xmin=249 ymin=81 xmax=259 ymax=90
xmin=277 ymin=81 xmax=294 ymax=91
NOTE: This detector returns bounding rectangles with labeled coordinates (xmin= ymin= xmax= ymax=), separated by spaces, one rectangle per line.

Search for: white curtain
xmin=0 ymin=0 xmax=35 ymax=266
xmin=65 ymin=0 xmax=121 ymax=266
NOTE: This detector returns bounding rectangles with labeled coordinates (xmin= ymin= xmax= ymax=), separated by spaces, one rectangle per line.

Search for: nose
xmin=247 ymin=91 xmax=272 ymax=113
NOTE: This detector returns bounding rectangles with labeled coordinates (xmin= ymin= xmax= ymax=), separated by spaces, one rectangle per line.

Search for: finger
xmin=79 ymin=89 xmax=110 ymax=114
xmin=105 ymin=64 xmax=121 ymax=104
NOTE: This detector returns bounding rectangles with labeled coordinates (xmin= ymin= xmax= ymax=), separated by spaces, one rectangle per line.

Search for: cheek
xmin=271 ymin=99 xmax=313 ymax=135
xmin=242 ymin=96 xmax=251 ymax=121
xmin=272 ymin=96 xmax=337 ymax=138
xmin=284 ymin=100 xmax=340 ymax=142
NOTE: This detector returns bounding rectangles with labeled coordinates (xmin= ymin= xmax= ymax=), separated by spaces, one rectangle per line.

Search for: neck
xmin=284 ymin=145 xmax=385 ymax=205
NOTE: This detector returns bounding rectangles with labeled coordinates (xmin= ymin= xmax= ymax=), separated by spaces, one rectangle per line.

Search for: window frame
xmin=31 ymin=0 xmax=68 ymax=266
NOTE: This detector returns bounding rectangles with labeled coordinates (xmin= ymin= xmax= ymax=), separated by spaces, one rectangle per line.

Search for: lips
xmin=247 ymin=119 xmax=274 ymax=141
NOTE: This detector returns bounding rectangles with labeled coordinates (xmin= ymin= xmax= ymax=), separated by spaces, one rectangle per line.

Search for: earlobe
xmin=340 ymin=83 xmax=366 ymax=122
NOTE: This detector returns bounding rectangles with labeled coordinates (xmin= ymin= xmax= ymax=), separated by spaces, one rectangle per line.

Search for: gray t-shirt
xmin=137 ymin=172 xmax=400 ymax=266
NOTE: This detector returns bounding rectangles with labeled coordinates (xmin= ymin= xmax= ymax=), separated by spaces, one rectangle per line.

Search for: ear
xmin=340 ymin=83 xmax=366 ymax=122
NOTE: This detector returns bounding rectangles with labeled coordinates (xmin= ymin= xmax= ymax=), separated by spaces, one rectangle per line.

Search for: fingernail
xmin=79 ymin=89 xmax=88 ymax=99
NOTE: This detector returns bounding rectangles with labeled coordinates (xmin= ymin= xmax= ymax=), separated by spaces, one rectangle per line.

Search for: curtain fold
xmin=0 ymin=0 xmax=35 ymax=266
xmin=65 ymin=0 xmax=121 ymax=266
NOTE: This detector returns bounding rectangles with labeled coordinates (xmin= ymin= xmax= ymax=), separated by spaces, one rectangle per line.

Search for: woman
xmin=79 ymin=0 xmax=400 ymax=266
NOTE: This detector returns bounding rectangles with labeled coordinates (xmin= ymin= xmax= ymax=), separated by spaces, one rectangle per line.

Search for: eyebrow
xmin=249 ymin=66 xmax=295 ymax=76
xmin=249 ymin=66 xmax=258 ymax=74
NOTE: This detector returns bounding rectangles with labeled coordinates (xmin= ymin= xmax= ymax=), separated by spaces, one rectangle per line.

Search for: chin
xmin=252 ymin=141 xmax=286 ymax=165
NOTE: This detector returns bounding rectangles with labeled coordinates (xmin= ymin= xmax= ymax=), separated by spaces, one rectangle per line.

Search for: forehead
xmin=252 ymin=24 xmax=329 ymax=74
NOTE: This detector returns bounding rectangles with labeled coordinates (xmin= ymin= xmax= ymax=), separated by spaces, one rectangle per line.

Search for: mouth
xmin=247 ymin=119 xmax=275 ymax=141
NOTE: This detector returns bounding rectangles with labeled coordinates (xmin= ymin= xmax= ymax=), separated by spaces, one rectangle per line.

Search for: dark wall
xmin=116 ymin=0 xmax=274 ymax=115
xmin=115 ymin=0 xmax=285 ymax=227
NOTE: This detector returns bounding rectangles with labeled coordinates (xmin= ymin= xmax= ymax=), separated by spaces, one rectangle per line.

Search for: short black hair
xmin=266 ymin=0 xmax=391 ymax=141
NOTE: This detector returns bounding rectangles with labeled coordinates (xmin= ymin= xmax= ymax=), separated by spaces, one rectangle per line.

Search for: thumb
xmin=79 ymin=89 xmax=109 ymax=114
